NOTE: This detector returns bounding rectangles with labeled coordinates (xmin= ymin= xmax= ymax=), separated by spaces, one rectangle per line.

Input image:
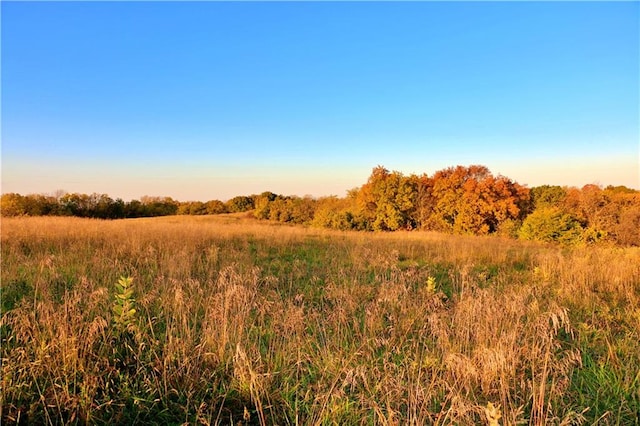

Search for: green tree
xmin=518 ymin=207 xmax=584 ymax=245
xmin=90 ymin=193 xmax=117 ymax=218
xmin=408 ymin=174 xmax=434 ymax=230
xmin=288 ymin=196 xmax=316 ymax=224
xmin=59 ymin=193 xmax=91 ymax=216
xmin=253 ymin=192 xmax=278 ymax=219
xmin=312 ymin=196 xmax=359 ymax=230
xmin=125 ymin=199 xmax=144 ymax=218
xmin=357 ymin=166 xmax=417 ymax=231
xmin=529 ymin=185 xmax=567 ymax=211
xmin=140 ymin=196 xmax=179 ymax=216
xmin=205 ymin=200 xmax=227 ymax=215
xmin=225 ymin=196 xmax=254 ymax=213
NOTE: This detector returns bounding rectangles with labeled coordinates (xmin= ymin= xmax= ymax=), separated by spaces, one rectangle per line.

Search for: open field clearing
xmin=2 ymin=215 xmax=639 ymax=425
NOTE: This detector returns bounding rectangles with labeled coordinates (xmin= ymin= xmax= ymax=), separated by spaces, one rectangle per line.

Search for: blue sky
xmin=2 ymin=1 xmax=638 ymax=201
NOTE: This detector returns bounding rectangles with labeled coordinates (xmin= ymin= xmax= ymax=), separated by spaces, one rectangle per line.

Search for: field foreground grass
xmin=1 ymin=215 xmax=639 ymax=425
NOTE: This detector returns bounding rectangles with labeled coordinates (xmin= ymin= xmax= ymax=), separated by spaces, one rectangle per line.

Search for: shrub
xmin=518 ymin=207 xmax=584 ymax=245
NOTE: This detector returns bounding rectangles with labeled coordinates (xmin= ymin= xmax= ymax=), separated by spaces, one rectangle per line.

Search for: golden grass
xmin=1 ymin=215 xmax=639 ymax=424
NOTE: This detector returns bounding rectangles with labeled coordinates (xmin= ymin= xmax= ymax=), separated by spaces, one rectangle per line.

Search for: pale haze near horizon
xmin=2 ymin=2 xmax=638 ymax=202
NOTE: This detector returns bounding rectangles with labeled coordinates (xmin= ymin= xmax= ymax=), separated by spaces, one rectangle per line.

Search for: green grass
xmin=1 ymin=216 xmax=639 ymax=425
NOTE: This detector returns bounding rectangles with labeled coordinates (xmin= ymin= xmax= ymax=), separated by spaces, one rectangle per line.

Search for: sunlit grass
xmin=1 ymin=215 xmax=638 ymax=424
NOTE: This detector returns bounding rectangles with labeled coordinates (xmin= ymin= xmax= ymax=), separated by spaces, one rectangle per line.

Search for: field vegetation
xmin=1 ymin=215 xmax=639 ymax=425
xmin=3 ymin=165 xmax=639 ymax=247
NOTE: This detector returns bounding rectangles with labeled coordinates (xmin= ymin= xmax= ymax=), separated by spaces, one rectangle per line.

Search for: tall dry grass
xmin=1 ymin=215 xmax=638 ymax=424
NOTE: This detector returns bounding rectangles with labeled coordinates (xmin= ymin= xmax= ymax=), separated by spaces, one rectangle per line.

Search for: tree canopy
xmin=3 ymin=164 xmax=638 ymax=246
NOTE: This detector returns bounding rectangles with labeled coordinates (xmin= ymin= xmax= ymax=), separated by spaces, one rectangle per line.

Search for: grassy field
xmin=1 ymin=215 xmax=639 ymax=425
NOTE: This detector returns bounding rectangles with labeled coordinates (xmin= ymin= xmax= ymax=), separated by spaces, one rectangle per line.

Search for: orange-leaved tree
xmin=427 ymin=165 xmax=529 ymax=235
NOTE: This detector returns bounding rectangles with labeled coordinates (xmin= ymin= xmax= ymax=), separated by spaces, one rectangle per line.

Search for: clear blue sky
xmin=2 ymin=1 xmax=638 ymax=201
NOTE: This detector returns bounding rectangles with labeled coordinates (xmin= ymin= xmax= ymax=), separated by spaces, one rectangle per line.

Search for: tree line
xmin=0 ymin=192 xmax=264 ymax=219
xmin=2 ymin=165 xmax=639 ymax=245
xmin=1 ymin=193 xmax=180 ymax=219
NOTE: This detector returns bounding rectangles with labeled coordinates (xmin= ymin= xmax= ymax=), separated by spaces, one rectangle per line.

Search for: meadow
xmin=1 ymin=215 xmax=639 ymax=425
